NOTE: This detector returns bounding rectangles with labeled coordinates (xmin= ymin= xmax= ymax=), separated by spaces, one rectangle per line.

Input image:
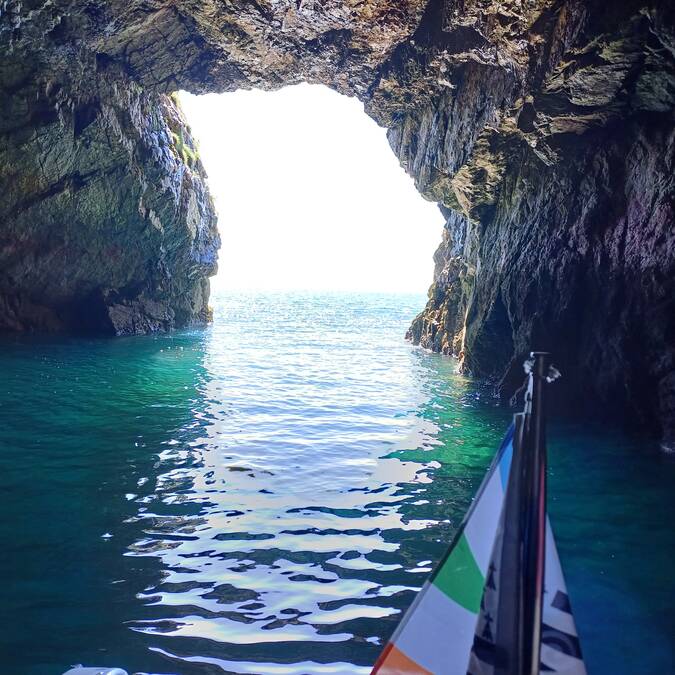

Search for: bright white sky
xmin=179 ymin=84 xmax=443 ymax=293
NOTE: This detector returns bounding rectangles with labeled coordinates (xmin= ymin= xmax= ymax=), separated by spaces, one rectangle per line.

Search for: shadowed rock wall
xmin=402 ymin=2 xmax=675 ymax=447
xmin=1 ymin=1 xmax=673 ymax=444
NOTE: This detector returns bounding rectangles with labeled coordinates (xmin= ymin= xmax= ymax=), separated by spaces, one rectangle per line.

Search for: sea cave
xmin=2 ymin=0 xmax=673 ymax=447
xmin=1 ymin=1 xmax=674 ymax=673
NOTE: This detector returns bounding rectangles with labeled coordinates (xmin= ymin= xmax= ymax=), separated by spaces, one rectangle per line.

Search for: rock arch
xmin=1 ymin=0 xmax=673 ymax=445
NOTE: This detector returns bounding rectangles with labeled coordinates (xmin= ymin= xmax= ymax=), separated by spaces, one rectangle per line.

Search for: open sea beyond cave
xmin=0 ymin=291 xmax=673 ymax=675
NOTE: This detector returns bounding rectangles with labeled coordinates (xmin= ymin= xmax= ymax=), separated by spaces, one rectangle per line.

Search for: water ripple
xmin=116 ymin=292 xmax=489 ymax=673
xmin=2 ymin=291 xmax=672 ymax=674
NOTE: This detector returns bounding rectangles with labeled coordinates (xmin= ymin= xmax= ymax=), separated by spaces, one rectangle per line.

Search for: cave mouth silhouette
xmin=177 ymin=84 xmax=444 ymax=296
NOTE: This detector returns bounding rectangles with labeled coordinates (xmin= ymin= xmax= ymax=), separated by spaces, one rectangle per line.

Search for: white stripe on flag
xmin=462 ymin=443 xmax=511 ymax=573
xmin=541 ymin=643 xmax=587 ymax=674
xmin=543 ymin=518 xmax=587 ymax=674
xmin=544 ymin=519 xmax=578 ymax=636
xmin=394 ymin=583 xmax=477 ymax=675
xmin=545 ymin=602 xmax=578 ymax=637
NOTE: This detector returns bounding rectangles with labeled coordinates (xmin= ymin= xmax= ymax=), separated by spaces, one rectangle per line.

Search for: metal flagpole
xmin=522 ymin=351 xmax=550 ymax=675
xmin=492 ymin=351 xmax=550 ymax=675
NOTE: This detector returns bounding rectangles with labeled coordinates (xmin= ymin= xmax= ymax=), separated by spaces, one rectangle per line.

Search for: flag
xmin=371 ymin=420 xmax=586 ymax=675
xmin=372 ymin=426 xmax=515 ymax=674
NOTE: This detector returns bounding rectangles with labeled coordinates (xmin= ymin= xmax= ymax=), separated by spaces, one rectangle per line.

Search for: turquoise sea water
xmin=0 ymin=291 xmax=673 ymax=675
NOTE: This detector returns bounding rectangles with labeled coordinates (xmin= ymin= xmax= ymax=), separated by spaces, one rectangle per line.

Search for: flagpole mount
xmin=524 ymin=351 xmax=561 ymax=383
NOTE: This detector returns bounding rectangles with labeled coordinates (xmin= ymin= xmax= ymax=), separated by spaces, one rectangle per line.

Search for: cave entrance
xmin=178 ymin=84 xmax=442 ymax=295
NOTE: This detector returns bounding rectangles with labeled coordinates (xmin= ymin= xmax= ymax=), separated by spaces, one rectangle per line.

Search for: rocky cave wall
xmin=0 ymin=12 xmax=219 ymax=335
xmin=1 ymin=0 xmax=673 ymax=445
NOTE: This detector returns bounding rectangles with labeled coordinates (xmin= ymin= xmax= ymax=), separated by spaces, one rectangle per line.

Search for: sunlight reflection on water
xmin=0 ymin=291 xmax=672 ymax=674
xmin=121 ymin=292 xmax=482 ymax=673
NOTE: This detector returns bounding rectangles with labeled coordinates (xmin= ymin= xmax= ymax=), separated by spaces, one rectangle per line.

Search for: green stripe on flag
xmin=432 ymin=533 xmax=484 ymax=613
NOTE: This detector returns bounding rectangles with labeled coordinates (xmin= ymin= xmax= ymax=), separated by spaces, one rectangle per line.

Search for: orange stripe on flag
xmin=371 ymin=643 xmax=432 ymax=675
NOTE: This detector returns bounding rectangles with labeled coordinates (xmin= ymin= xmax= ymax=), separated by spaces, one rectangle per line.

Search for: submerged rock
xmin=0 ymin=1 xmax=673 ymax=441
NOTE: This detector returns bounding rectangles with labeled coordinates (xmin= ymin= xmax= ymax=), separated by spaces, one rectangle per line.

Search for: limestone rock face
xmin=1 ymin=1 xmax=673 ymax=443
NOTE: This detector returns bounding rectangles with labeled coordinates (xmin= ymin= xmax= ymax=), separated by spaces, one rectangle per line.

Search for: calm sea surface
xmin=0 ymin=291 xmax=673 ymax=674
